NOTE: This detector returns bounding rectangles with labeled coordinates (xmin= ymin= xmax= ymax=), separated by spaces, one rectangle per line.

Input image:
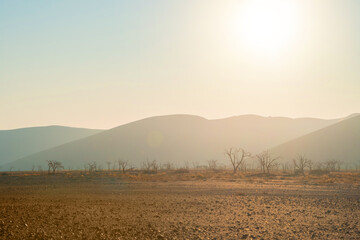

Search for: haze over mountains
xmin=2 ymin=114 xmax=357 ymax=171
xmin=0 ymin=126 xmax=103 ymax=166
xmin=270 ymin=115 xmax=360 ymax=166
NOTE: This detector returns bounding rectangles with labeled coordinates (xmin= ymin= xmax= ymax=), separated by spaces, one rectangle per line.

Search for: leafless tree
xmin=97 ymin=164 xmax=103 ymax=171
xmin=293 ymin=154 xmax=311 ymax=175
xmin=9 ymin=166 xmax=14 ymax=172
xmin=191 ymin=161 xmax=200 ymax=170
xmin=225 ymin=148 xmax=251 ymax=173
xmin=324 ymin=159 xmax=338 ymax=172
xmin=308 ymin=159 xmax=313 ymax=171
xmin=106 ymin=161 xmax=112 ymax=171
xmin=356 ymin=161 xmax=360 ymax=171
xmin=336 ymin=161 xmax=342 ymax=171
xmin=183 ymin=161 xmax=190 ymax=170
xmin=162 ymin=161 xmax=173 ymax=171
xmin=118 ymin=159 xmax=129 ymax=173
xmin=256 ymin=151 xmax=280 ymax=174
xmin=47 ymin=160 xmax=64 ymax=174
xmin=31 ymin=165 xmax=36 ymax=172
xmin=315 ymin=161 xmax=324 ymax=170
xmin=88 ymin=161 xmax=97 ymax=172
xmin=281 ymin=162 xmax=291 ymax=172
xmin=112 ymin=160 xmax=117 ymax=171
xmin=207 ymin=159 xmax=218 ymax=171
xmin=142 ymin=159 xmax=158 ymax=173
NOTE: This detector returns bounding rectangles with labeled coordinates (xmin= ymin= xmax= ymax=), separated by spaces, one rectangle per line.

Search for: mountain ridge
xmin=2 ymin=114 xmax=347 ymax=170
xmin=0 ymin=126 xmax=103 ymax=166
xmin=269 ymin=115 xmax=360 ymax=166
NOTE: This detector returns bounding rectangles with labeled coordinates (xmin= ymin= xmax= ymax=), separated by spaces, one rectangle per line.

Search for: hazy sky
xmin=1 ymin=0 xmax=359 ymax=130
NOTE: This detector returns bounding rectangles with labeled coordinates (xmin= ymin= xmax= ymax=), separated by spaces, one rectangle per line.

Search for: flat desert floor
xmin=0 ymin=173 xmax=359 ymax=239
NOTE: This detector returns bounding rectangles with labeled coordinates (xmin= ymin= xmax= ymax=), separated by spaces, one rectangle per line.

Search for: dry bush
xmin=310 ymin=169 xmax=329 ymax=176
xmin=174 ymin=168 xmax=190 ymax=174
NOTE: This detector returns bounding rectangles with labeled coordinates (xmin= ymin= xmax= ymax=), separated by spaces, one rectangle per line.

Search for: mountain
xmin=0 ymin=126 xmax=103 ymax=166
xmin=2 ymin=114 xmax=341 ymax=170
xmin=343 ymin=113 xmax=360 ymax=120
xmin=270 ymin=115 xmax=360 ymax=165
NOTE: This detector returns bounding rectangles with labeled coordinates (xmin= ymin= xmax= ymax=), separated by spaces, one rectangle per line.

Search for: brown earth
xmin=0 ymin=172 xmax=359 ymax=239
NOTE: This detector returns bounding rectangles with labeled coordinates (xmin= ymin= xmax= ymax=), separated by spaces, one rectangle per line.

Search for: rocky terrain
xmin=0 ymin=173 xmax=359 ymax=239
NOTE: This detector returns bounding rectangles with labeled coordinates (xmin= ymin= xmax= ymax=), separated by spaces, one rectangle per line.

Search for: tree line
xmin=1 ymin=148 xmax=356 ymax=174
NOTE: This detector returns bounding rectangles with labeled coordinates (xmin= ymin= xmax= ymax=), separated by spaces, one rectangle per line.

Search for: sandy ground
xmin=0 ymin=174 xmax=359 ymax=239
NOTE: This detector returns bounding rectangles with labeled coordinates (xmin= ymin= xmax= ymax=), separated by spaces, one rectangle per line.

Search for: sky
xmin=1 ymin=0 xmax=360 ymax=130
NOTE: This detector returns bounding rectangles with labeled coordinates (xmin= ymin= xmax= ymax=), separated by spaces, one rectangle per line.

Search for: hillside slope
xmin=3 ymin=114 xmax=340 ymax=170
xmin=0 ymin=126 xmax=103 ymax=166
xmin=270 ymin=115 xmax=360 ymax=165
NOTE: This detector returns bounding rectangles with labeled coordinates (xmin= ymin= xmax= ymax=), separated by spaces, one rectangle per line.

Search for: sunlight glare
xmin=238 ymin=0 xmax=301 ymax=57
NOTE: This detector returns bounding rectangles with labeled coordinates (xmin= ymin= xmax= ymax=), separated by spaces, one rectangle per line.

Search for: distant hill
xmin=3 ymin=114 xmax=341 ymax=170
xmin=0 ymin=126 xmax=103 ymax=166
xmin=270 ymin=115 xmax=360 ymax=166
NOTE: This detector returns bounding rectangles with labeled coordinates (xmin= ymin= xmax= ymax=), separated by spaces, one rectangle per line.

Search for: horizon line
xmin=1 ymin=112 xmax=358 ymax=131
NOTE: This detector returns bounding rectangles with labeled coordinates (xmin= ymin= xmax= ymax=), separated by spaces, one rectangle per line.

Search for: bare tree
xmin=225 ymin=148 xmax=251 ymax=174
xmin=152 ymin=160 xmax=158 ymax=171
xmin=97 ymin=164 xmax=103 ymax=171
xmin=336 ymin=161 xmax=342 ymax=171
xmin=162 ymin=161 xmax=173 ymax=171
xmin=31 ymin=165 xmax=36 ymax=172
xmin=281 ymin=162 xmax=291 ymax=172
xmin=356 ymin=160 xmax=360 ymax=171
xmin=315 ymin=161 xmax=324 ymax=170
xmin=9 ymin=166 xmax=14 ymax=172
xmin=88 ymin=161 xmax=97 ymax=172
xmin=324 ymin=159 xmax=338 ymax=172
xmin=191 ymin=161 xmax=199 ymax=170
xmin=183 ymin=161 xmax=190 ymax=170
xmin=207 ymin=159 xmax=218 ymax=171
xmin=308 ymin=159 xmax=313 ymax=171
xmin=142 ymin=159 xmax=158 ymax=173
xmin=47 ymin=160 xmax=64 ymax=174
xmin=106 ymin=161 xmax=112 ymax=171
xmin=112 ymin=160 xmax=117 ymax=171
xmin=118 ymin=159 xmax=129 ymax=173
xmin=293 ymin=154 xmax=311 ymax=175
xmin=325 ymin=159 xmax=342 ymax=171
xmin=256 ymin=151 xmax=280 ymax=174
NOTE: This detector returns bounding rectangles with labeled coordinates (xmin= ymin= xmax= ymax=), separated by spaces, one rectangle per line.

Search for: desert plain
xmin=0 ymin=171 xmax=359 ymax=240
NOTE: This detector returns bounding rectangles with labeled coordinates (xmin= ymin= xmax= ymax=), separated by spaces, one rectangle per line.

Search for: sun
xmin=237 ymin=0 xmax=301 ymax=57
